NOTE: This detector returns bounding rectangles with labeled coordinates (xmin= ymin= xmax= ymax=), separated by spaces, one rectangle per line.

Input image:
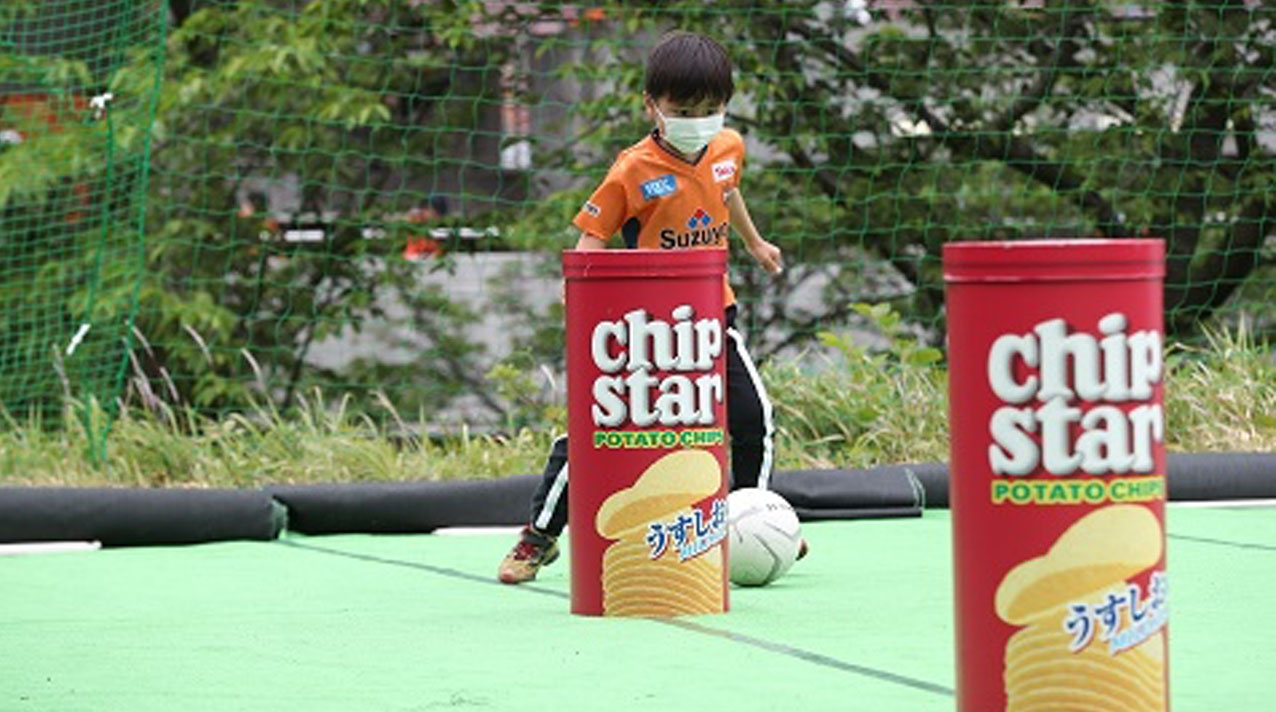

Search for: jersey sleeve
xmin=572 ymin=166 xmax=629 ymax=239
xmin=722 ymin=128 xmax=746 ymax=192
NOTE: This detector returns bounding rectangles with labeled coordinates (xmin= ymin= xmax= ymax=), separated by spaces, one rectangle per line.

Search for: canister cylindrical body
xmin=944 ymin=239 xmax=1169 ymax=711
xmin=564 ymin=249 xmax=730 ymax=617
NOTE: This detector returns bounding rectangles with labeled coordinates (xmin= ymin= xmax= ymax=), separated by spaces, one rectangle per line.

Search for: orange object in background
xmin=1 ymin=93 xmax=89 ymax=136
xmin=401 ymin=197 xmax=449 ymax=261
xmin=2 ymin=94 xmax=93 ymax=224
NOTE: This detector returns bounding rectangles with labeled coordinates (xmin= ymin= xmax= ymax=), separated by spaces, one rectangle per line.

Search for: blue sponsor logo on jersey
xmin=640 ymin=174 xmax=678 ymax=201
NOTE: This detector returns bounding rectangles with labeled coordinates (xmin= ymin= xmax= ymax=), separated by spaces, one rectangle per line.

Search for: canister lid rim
xmin=943 ymin=239 xmax=1165 ymax=282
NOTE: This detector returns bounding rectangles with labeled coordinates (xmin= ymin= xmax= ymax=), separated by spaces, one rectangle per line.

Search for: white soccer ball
xmin=727 ymin=488 xmax=802 ymax=587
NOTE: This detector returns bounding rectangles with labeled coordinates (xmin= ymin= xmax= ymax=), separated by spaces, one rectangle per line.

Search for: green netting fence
xmin=3 ymin=1 xmax=1273 ymax=430
xmin=0 ymin=0 xmax=165 ymax=441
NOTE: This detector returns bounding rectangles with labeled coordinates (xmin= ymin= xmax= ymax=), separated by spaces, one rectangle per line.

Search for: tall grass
xmin=1163 ymin=321 xmax=1276 ymax=452
xmin=1 ymin=314 xmax=1273 ymax=487
xmin=0 ymin=391 xmax=556 ymax=487
xmin=771 ymin=317 xmax=1276 ymax=469
xmin=765 ymin=303 xmax=950 ymax=469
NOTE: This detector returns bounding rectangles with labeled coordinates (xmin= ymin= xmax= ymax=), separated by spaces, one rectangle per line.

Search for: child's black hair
xmin=644 ymin=31 xmax=734 ymax=106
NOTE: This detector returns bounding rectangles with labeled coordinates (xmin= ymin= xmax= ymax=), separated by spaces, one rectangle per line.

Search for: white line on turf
xmin=1169 ymin=499 xmax=1276 ymax=509
xmin=434 ymin=526 xmax=572 ymax=537
xmin=433 ymin=526 xmax=524 ymax=537
xmin=0 ymin=541 xmax=102 ymax=556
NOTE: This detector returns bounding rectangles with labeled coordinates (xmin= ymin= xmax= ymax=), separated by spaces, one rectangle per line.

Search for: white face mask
xmin=654 ymin=105 xmax=725 ymax=155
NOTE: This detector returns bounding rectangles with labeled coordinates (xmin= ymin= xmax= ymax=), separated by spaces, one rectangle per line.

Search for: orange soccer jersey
xmin=572 ymin=128 xmax=747 ymax=306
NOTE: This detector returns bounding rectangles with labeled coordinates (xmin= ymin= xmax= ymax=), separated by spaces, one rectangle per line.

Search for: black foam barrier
xmin=770 ymin=467 xmax=925 ymax=521
xmin=269 ymin=475 xmax=540 ymax=535
xmin=0 ymin=487 xmax=285 ymax=546
xmin=272 ymin=469 xmax=923 ymax=534
xmin=1165 ymin=453 xmax=1276 ymax=501
xmin=907 ymin=453 xmax=1276 ymax=509
xmin=3 ymin=454 xmax=1272 ymax=546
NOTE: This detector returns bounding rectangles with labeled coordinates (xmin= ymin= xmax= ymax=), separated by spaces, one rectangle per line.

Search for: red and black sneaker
xmin=497 ymin=526 xmax=560 ymax=584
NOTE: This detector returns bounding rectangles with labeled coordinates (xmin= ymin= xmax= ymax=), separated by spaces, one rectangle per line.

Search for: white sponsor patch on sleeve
xmin=583 ymin=201 xmax=601 ymax=217
xmin=711 ymin=159 xmax=737 ymax=183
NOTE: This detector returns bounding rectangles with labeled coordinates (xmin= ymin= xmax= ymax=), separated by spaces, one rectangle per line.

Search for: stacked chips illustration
xmin=995 ymin=505 xmax=1167 ymax=711
xmin=594 ymin=450 xmax=726 ymax=617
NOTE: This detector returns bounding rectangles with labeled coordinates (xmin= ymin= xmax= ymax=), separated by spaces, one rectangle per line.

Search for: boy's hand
xmin=563 ymin=231 xmax=607 ymax=304
xmin=748 ymin=238 xmax=784 ymax=275
xmin=725 ymin=189 xmax=783 ymax=275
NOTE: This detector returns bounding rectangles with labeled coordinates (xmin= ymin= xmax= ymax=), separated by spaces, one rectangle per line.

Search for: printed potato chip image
xmin=594 ymin=450 xmax=725 ymax=616
xmin=595 ymin=449 xmax=721 ymax=538
xmin=601 ymin=535 xmax=724 ymax=616
xmin=996 ymin=506 xmax=1167 ymax=711
xmin=996 ymin=505 xmax=1162 ymax=625
xmin=1004 ymin=628 xmax=1165 ymax=711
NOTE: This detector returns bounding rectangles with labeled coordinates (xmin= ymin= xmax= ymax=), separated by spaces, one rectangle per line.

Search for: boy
xmin=499 ymin=31 xmax=799 ymax=584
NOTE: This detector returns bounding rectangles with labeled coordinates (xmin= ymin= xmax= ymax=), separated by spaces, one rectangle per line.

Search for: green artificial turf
xmin=2 ymin=506 xmax=1272 ymax=711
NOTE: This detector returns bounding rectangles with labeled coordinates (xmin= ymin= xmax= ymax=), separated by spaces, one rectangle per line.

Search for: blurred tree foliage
xmin=0 ymin=0 xmax=164 ymax=425
xmin=515 ymin=1 xmax=1274 ymax=349
xmin=135 ymin=0 xmax=518 ymax=416
xmin=5 ymin=1 xmax=1271 ymax=428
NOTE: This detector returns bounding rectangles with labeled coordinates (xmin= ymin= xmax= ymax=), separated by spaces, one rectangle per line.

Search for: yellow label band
xmin=593 ymin=428 xmax=725 ymax=450
xmin=991 ymin=476 xmax=1165 ymax=506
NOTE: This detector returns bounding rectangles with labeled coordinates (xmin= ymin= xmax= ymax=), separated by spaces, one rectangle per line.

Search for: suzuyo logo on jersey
xmin=987 ymin=311 xmax=1165 ymax=479
xmin=589 ymin=303 xmax=724 ymax=432
xmin=660 ymin=208 xmax=728 ymax=249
